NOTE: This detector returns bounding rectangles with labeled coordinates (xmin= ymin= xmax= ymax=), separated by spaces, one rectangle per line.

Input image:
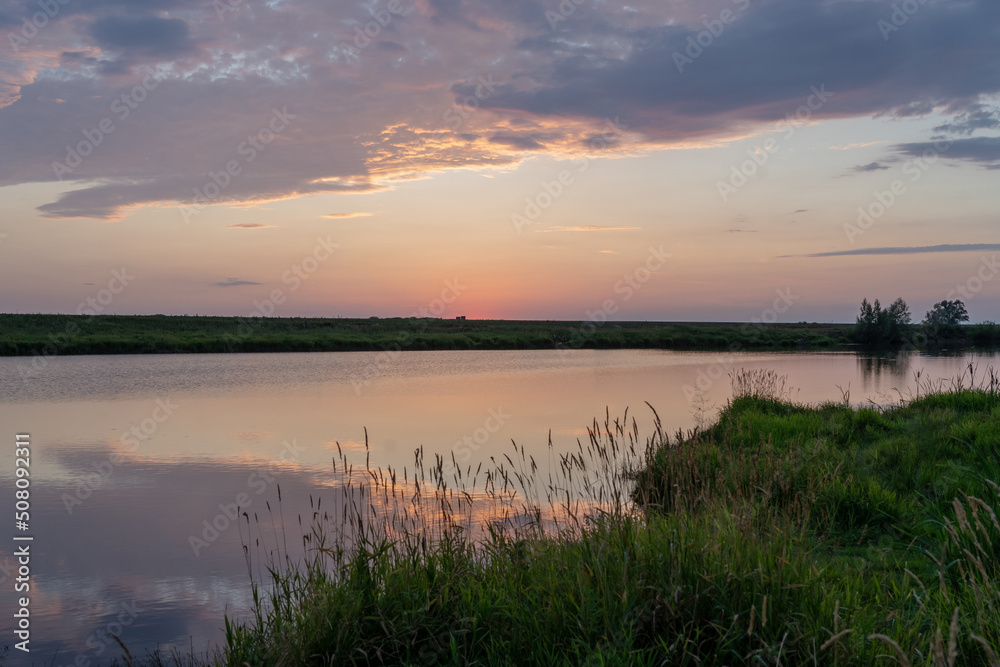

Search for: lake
xmin=1 ymin=348 xmax=997 ymax=663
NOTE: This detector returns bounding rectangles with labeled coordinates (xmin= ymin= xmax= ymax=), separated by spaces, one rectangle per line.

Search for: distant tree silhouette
xmin=924 ymin=300 xmax=969 ymax=327
xmin=922 ymin=299 xmax=969 ymax=344
xmin=853 ymin=297 xmax=911 ymax=347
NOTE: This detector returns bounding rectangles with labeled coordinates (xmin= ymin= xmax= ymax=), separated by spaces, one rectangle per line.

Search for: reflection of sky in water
xmin=0 ymin=349 xmax=997 ymax=662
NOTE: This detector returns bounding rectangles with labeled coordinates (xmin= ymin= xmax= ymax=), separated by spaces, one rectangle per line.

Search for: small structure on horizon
xmin=456 ymin=315 xmax=467 ymax=320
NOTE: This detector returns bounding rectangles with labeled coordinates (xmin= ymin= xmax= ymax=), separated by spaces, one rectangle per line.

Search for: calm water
xmin=0 ymin=348 xmax=997 ymax=663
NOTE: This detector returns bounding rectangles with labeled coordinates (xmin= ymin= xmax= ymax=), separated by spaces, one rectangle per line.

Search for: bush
xmin=852 ymin=297 xmax=911 ymax=347
xmin=923 ymin=299 xmax=971 ymax=345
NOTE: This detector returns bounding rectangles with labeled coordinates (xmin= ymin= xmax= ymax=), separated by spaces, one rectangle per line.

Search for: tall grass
xmin=223 ymin=412 xmax=654 ymax=665
xmin=93 ymin=366 xmax=1000 ymax=665
xmin=211 ymin=367 xmax=1000 ymax=665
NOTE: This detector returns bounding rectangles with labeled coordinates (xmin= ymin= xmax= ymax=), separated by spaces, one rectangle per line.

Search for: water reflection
xmin=856 ymin=350 xmax=981 ymax=399
xmin=857 ymin=352 xmax=913 ymax=391
xmin=0 ymin=349 xmax=998 ymax=663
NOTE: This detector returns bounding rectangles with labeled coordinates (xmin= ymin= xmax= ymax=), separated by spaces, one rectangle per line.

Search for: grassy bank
xmin=196 ymin=369 xmax=1000 ymax=666
xmin=0 ymin=313 xmax=855 ymax=356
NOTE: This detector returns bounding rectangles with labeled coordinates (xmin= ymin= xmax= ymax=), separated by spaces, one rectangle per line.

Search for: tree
xmin=853 ymin=297 xmax=911 ymax=347
xmin=923 ymin=300 xmax=969 ymax=327
xmin=886 ymin=297 xmax=911 ymax=328
xmin=922 ymin=299 xmax=969 ymax=344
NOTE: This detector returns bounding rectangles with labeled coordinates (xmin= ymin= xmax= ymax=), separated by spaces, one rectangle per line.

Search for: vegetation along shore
xmin=83 ymin=367 xmax=1000 ymax=666
xmin=3 ymin=312 xmax=1000 ymax=357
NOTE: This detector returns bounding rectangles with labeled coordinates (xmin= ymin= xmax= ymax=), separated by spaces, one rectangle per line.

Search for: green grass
xmin=184 ymin=368 xmax=1000 ymax=666
xmin=35 ymin=367 xmax=1000 ymax=665
xmin=0 ymin=313 xmax=855 ymax=356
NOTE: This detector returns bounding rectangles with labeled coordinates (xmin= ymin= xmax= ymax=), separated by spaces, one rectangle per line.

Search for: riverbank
xmin=0 ymin=313 xmax=856 ymax=356
xmin=206 ymin=369 xmax=1000 ymax=666
xmin=7 ymin=366 xmax=1000 ymax=665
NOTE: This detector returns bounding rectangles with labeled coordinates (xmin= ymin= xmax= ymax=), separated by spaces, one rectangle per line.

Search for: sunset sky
xmin=1 ymin=0 xmax=998 ymax=322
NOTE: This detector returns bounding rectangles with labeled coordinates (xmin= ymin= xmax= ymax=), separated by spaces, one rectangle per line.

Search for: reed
xmin=101 ymin=366 xmax=1000 ymax=665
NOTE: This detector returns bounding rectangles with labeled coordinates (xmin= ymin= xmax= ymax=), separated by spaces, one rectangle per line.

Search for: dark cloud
xmin=789 ymin=244 xmax=1000 ymax=258
xmin=375 ymin=40 xmax=407 ymax=52
xmin=216 ymin=278 xmax=261 ymax=286
xmin=66 ymin=0 xmax=206 ymax=13
xmin=90 ymin=16 xmax=195 ymax=57
xmin=893 ymin=137 xmax=1000 ymax=168
xmin=2 ymin=0 xmax=1000 ymax=219
xmin=933 ymin=104 xmax=1000 ymax=136
xmin=424 ymin=0 xmax=482 ymax=30
xmin=852 ymin=162 xmax=890 ymax=172
xmin=480 ymin=0 xmax=1000 ymax=140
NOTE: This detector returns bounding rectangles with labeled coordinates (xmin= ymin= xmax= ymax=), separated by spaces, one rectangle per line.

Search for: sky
xmin=0 ymin=0 xmax=998 ymax=322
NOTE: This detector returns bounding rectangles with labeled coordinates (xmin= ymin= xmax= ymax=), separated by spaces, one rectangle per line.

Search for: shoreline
xmin=3 ymin=313 xmax=998 ymax=358
xmin=7 ymin=369 xmax=1000 ymax=665
xmin=0 ymin=313 xmax=871 ymax=357
xmin=222 ymin=372 xmax=1000 ymax=665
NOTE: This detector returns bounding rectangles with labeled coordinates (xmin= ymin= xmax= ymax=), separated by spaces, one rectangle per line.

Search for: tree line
xmin=853 ymin=297 xmax=974 ymax=348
